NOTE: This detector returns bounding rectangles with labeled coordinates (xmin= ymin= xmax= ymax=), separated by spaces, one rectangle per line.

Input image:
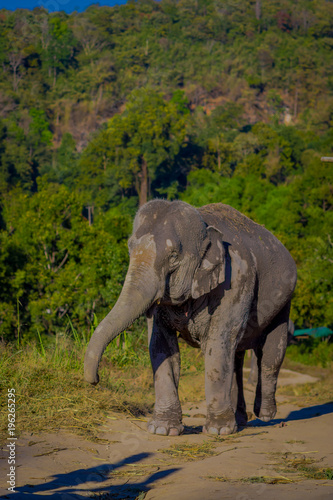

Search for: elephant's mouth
xmin=163 ymin=268 xmax=195 ymax=306
xmin=160 ymin=287 xmax=190 ymax=307
xmin=160 ymin=296 xmax=187 ymax=306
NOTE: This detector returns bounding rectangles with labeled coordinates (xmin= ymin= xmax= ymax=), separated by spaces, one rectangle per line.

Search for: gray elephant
xmin=84 ymin=200 xmax=297 ymax=436
xmin=247 ymin=319 xmax=295 ymax=385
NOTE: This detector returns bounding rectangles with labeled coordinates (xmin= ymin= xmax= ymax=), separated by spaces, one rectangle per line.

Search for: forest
xmin=0 ymin=0 xmax=332 ymax=342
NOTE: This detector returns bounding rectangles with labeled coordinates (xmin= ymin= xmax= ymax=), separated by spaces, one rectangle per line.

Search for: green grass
xmin=285 ymin=338 xmax=333 ymax=369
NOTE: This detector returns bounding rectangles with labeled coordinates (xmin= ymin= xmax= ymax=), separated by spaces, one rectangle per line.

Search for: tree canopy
xmin=0 ymin=0 xmax=332 ymax=340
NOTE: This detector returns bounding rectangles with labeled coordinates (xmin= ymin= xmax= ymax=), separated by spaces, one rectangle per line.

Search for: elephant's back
xmin=199 ymin=203 xmax=262 ymax=237
xmin=199 ymin=203 xmax=295 ymax=266
xmin=199 ymin=203 xmax=297 ymax=299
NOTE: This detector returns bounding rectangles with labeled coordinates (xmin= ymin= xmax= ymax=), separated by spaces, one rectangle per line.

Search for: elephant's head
xmin=84 ymin=200 xmax=225 ymax=384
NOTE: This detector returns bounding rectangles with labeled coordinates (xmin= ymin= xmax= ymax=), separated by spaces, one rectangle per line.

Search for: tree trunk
xmin=13 ymin=67 xmax=16 ymax=92
xmin=255 ymin=0 xmax=261 ymax=20
xmin=139 ymin=156 xmax=148 ymax=207
xmin=294 ymin=87 xmax=298 ymax=118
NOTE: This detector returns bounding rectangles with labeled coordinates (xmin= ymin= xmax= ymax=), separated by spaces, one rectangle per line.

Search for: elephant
xmin=247 ymin=319 xmax=295 ymax=385
xmin=84 ymin=200 xmax=297 ymax=436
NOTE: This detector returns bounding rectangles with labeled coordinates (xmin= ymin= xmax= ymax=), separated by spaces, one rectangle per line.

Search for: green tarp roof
xmin=294 ymin=327 xmax=332 ymax=338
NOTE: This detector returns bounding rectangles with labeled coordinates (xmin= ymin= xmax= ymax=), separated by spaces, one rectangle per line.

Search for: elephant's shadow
xmin=9 ymin=453 xmax=179 ymax=500
xmin=181 ymin=401 xmax=333 ymax=435
xmin=247 ymin=401 xmax=333 ymax=428
xmin=8 ymin=404 xmax=333 ymax=499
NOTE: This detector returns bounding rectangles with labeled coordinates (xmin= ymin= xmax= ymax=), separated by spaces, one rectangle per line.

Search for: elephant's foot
xmin=203 ymin=414 xmax=237 ymax=436
xmin=204 ymin=404 xmax=237 ymax=435
xmin=254 ymin=397 xmax=277 ymax=422
xmin=203 ymin=421 xmax=237 ymax=436
xmin=147 ymin=418 xmax=184 ymax=436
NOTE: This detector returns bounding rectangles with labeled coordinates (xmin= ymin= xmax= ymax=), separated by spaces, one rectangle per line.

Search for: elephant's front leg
xmin=203 ymin=333 xmax=238 ymax=436
xmin=147 ymin=314 xmax=183 ymax=436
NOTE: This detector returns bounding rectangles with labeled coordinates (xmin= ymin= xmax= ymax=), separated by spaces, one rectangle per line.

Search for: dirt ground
xmin=1 ymin=368 xmax=333 ymax=500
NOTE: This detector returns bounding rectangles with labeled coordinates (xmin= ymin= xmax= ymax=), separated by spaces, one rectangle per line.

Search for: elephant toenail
xmin=208 ymin=427 xmax=219 ymax=435
xmin=147 ymin=425 xmax=155 ymax=434
xmin=156 ymin=426 xmax=168 ymax=435
xmin=219 ymin=426 xmax=231 ymax=435
xmin=169 ymin=428 xmax=179 ymax=436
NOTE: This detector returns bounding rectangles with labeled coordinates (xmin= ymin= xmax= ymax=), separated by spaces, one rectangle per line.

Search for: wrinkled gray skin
xmin=248 ymin=320 xmax=295 ymax=385
xmin=84 ymin=200 xmax=297 ymax=436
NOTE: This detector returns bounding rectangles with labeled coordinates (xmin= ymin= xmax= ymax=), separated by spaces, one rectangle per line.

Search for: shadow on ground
xmin=1 ymin=452 xmax=180 ymax=500
xmin=248 ymin=401 xmax=333 ymax=427
xmin=177 ymin=402 xmax=333 ymax=434
xmin=2 ymin=403 xmax=332 ymax=499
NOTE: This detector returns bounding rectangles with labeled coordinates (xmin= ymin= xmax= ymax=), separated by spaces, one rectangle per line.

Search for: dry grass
xmin=240 ymin=475 xmax=293 ymax=484
xmin=110 ymin=464 xmax=160 ymax=478
xmin=0 ymin=335 xmax=205 ymax=443
xmin=211 ymin=429 xmax=269 ymax=443
xmin=205 ymin=457 xmax=333 ymax=485
xmin=0 ymin=339 xmax=154 ymax=443
xmin=270 ymin=452 xmax=333 ymax=480
xmin=0 ymin=333 xmax=209 ymax=443
xmin=178 ymin=341 xmax=205 ymax=403
xmin=205 ymin=474 xmax=293 ymax=484
xmin=159 ymin=441 xmax=218 ymax=462
xmin=91 ymin=491 xmax=146 ymax=500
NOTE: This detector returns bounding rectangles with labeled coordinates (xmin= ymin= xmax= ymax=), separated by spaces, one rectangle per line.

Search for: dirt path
xmin=1 ymin=369 xmax=333 ymax=499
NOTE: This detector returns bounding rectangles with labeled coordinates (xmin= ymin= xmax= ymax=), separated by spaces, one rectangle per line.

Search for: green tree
xmin=0 ymin=180 xmax=131 ymax=340
xmin=0 ymin=119 xmax=32 ymax=193
xmin=80 ymin=88 xmax=187 ymax=207
xmin=42 ymin=16 xmax=76 ymax=86
xmin=45 ymin=132 xmax=79 ymax=187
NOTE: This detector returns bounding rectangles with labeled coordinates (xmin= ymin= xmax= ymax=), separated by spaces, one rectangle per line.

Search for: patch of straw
xmin=159 ymin=441 xmax=218 ymax=462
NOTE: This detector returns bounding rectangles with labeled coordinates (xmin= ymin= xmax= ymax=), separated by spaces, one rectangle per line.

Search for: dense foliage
xmin=0 ymin=0 xmax=332 ymax=341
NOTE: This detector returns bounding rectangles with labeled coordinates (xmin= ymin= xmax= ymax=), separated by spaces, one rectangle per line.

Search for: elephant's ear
xmin=192 ymin=226 xmax=225 ymax=299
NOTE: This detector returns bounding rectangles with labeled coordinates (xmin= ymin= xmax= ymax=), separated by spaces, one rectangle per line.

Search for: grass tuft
xmin=205 ymin=474 xmax=293 ymax=484
xmin=91 ymin=491 xmax=146 ymax=499
xmin=159 ymin=441 xmax=218 ymax=461
xmin=240 ymin=475 xmax=293 ymax=484
xmin=272 ymin=452 xmax=333 ymax=480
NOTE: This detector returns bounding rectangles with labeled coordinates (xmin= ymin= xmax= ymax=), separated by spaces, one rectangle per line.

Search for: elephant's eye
xmin=169 ymin=251 xmax=179 ymax=267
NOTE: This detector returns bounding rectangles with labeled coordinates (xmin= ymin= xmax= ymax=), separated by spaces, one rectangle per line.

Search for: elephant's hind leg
xmin=231 ymin=350 xmax=248 ymax=428
xmin=147 ymin=313 xmax=183 ymax=436
xmin=254 ymin=303 xmax=290 ymax=422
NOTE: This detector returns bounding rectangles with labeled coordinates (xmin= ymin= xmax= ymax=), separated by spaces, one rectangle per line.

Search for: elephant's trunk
xmin=84 ymin=257 xmax=159 ymax=385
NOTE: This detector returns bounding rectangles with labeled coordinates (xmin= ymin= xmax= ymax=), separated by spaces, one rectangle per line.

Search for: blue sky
xmin=0 ymin=0 xmax=128 ymax=13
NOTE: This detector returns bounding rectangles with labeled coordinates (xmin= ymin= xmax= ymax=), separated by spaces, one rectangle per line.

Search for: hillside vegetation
xmin=0 ymin=0 xmax=332 ymax=342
